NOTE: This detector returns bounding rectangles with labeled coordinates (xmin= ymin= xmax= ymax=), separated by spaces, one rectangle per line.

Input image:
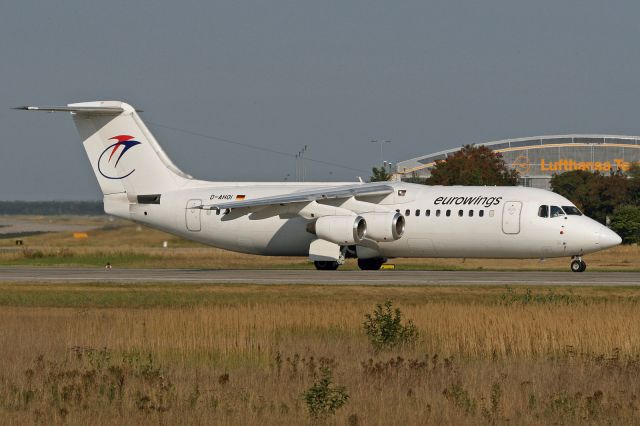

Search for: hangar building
xmin=395 ymin=134 xmax=640 ymax=189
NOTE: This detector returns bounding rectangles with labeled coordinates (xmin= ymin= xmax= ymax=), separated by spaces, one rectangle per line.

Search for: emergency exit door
xmin=185 ymin=199 xmax=202 ymax=232
xmin=502 ymin=201 xmax=522 ymax=234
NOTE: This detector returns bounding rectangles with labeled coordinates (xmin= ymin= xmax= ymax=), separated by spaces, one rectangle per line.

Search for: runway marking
xmin=2 ymin=278 xmax=637 ymax=286
xmin=0 ymin=267 xmax=639 ymax=286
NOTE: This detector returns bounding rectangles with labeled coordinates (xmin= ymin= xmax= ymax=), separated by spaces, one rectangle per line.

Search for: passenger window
xmin=458 ymin=210 xmax=463 ymax=217
xmin=415 ymin=209 xmax=420 ymax=217
xmin=426 ymin=209 xmax=431 ymax=217
xmin=479 ymin=210 xmax=484 ymax=217
xmin=562 ymin=206 xmax=582 ymax=216
xmin=550 ymin=206 xmax=565 ymax=218
xmin=405 ymin=209 xmax=411 ymax=217
xmin=469 ymin=210 xmax=474 ymax=217
xmin=446 ymin=210 xmax=451 ymax=217
xmin=538 ymin=205 xmax=548 ymax=218
xmin=436 ymin=210 xmax=441 ymax=217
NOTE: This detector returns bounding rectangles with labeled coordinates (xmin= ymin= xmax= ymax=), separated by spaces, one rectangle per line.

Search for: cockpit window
xmin=550 ymin=206 xmax=565 ymax=218
xmin=538 ymin=205 xmax=549 ymax=218
xmin=562 ymin=206 xmax=582 ymax=216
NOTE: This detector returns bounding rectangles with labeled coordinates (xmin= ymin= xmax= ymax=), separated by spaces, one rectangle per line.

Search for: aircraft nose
xmin=598 ymin=227 xmax=622 ymax=248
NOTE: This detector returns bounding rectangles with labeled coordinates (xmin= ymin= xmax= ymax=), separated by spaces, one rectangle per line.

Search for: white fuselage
xmin=20 ymin=100 xmax=621 ymax=263
xmin=119 ymin=181 xmax=619 ymax=259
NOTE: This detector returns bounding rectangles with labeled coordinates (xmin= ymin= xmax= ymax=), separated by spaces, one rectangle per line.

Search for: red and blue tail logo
xmin=97 ymin=135 xmax=142 ymax=179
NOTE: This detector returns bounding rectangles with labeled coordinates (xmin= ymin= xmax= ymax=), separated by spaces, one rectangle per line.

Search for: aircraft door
xmin=502 ymin=201 xmax=522 ymax=234
xmin=185 ymin=199 xmax=202 ymax=232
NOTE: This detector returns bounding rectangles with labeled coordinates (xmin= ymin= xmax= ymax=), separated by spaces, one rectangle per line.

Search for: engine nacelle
xmin=308 ymin=215 xmax=367 ymax=245
xmin=360 ymin=211 xmax=405 ymax=241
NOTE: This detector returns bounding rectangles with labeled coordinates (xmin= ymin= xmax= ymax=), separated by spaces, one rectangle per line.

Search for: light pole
xmin=302 ymin=145 xmax=308 ymax=181
xmin=387 ymin=162 xmax=395 ymax=174
xmin=371 ymin=140 xmax=391 ymax=166
xmin=295 ymin=145 xmax=308 ymax=182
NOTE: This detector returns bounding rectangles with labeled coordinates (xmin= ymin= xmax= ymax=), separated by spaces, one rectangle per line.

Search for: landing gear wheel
xmin=357 ymin=258 xmax=384 ymax=271
xmin=570 ymin=259 xmax=587 ymax=272
xmin=314 ymin=261 xmax=340 ymax=271
xmin=570 ymin=260 xmax=581 ymax=272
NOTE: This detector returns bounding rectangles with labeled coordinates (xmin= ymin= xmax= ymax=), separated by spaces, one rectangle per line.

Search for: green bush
xmin=22 ymin=249 xmax=44 ymax=259
xmin=302 ymin=367 xmax=349 ymax=419
xmin=363 ymin=300 xmax=419 ymax=352
xmin=482 ymin=382 xmax=503 ymax=422
xmin=443 ymin=383 xmax=476 ymax=415
xmin=610 ymin=205 xmax=640 ymax=244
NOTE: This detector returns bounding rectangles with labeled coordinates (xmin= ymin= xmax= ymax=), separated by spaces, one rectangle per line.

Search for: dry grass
xmin=0 ymin=216 xmax=638 ymax=270
xmin=1 ymin=284 xmax=640 ymax=424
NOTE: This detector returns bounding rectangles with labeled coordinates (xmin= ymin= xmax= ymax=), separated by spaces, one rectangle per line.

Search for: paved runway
xmin=0 ymin=267 xmax=639 ymax=286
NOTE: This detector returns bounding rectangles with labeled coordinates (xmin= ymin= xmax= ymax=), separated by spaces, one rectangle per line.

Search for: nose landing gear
xmin=570 ymin=256 xmax=587 ymax=272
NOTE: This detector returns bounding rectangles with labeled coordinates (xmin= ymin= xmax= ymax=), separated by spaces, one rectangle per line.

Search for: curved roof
xmin=397 ymin=134 xmax=640 ymax=174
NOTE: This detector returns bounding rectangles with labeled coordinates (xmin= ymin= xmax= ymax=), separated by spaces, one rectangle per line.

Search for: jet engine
xmin=307 ymin=215 xmax=367 ymax=245
xmin=359 ymin=211 xmax=405 ymax=241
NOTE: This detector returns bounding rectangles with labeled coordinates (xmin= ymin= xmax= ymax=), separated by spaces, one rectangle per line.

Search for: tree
xmin=610 ymin=205 xmax=640 ymax=244
xmin=426 ymin=145 xmax=519 ymax=186
xmin=550 ymin=170 xmax=630 ymax=224
xmin=626 ymin=162 xmax=640 ymax=206
xmin=369 ymin=166 xmax=392 ymax=182
xmin=0 ymin=201 xmax=103 ymax=215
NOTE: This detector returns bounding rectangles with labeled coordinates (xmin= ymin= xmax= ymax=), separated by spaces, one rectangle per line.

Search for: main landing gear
xmin=314 ymin=261 xmax=340 ymax=271
xmin=357 ymin=258 xmax=385 ymax=271
xmin=313 ymin=257 xmax=387 ymax=271
xmin=570 ymin=256 xmax=587 ymax=273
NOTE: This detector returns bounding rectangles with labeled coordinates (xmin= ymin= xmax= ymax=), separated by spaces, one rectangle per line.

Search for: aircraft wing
xmin=200 ymin=182 xmax=395 ymax=210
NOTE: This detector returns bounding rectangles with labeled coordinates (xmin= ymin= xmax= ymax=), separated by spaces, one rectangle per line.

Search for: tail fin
xmin=19 ymin=101 xmax=191 ymax=200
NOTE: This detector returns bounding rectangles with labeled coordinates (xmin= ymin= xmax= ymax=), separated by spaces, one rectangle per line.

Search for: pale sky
xmin=2 ymin=1 xmax=640 ymax=200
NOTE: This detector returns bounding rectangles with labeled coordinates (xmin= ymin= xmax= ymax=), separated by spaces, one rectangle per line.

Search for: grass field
xmin=1 ymin=283 xmax=640 ymax=424
xmin=1 ymin=216 xmax=640 ymax=424
xmin=0 ymin=215 xmax=638 ymax=271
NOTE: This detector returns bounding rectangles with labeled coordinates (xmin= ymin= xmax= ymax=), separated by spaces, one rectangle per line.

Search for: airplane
xmin=17 ymin=101 xmax=622 ymax=272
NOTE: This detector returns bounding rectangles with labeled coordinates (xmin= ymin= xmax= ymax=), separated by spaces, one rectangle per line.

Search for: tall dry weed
xmin=0 ymin=286 xmax=639 ymax=424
